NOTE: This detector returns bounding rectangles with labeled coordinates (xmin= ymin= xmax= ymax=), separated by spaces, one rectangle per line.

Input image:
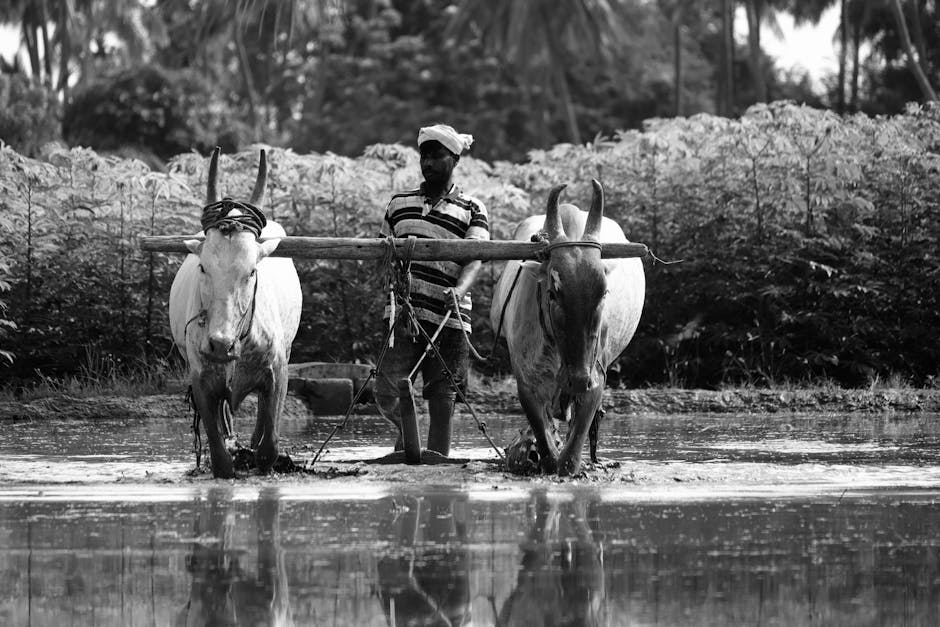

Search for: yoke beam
xmin=139 ymin=236 xmax=649 ymax=261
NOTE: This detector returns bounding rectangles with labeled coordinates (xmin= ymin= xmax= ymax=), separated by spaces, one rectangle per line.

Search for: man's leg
xmin=423 ymin=324 xmax=468 ymax=457
xmin=426 ymin=396 xmax=455 ymax=456
xmin=375 ymin=323 xmax=420 ymax=451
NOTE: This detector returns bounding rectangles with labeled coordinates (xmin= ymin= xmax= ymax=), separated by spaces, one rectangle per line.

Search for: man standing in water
xmin=375 ymin=124 xmax=489 ymax=458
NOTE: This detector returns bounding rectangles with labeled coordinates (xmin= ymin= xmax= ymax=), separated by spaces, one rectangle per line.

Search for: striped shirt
xmin=380 ymin=183 xmax=489 ymax=331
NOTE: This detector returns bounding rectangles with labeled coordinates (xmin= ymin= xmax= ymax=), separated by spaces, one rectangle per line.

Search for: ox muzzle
xmin=204 ymin=333 xmax=242 ymax=363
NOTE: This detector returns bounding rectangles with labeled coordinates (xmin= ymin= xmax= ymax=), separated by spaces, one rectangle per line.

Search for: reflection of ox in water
xmin=176 ymin=492 xmax=291 ymax=627
xmin=169 ymin=148 xmax=302 ymax=478
xmin=376 ymin=494 xmax=471 ymax=626
xmin=492 ymin=180 xmax=645 ymax=476
xmin=498 ymin=492 xmax=607 ymax=627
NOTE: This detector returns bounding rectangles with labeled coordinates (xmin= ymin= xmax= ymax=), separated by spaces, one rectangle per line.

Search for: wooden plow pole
xmin=141 ymin=234 xmax=649 ymax=465
xmin=139 ymin=236 xmax=650 ymax=261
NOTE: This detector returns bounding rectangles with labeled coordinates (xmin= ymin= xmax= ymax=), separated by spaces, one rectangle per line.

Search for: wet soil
xmin=2 ymin=387 xmax=939 ymax=486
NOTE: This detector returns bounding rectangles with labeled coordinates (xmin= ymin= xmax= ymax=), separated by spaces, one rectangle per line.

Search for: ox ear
xmin=258 ymin=237 xmax=282 ymax=260
xmin=184 ymin=239 xmax=203 ymax=255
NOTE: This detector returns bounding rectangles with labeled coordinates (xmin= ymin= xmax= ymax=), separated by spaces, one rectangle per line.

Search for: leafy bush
xmin=3 ymin=103 xmax=940 ymax=388
xmin=0 ymin=74 xmax=62 ymax=157
xmin=63 ymin=64 xmax=247 ymax=164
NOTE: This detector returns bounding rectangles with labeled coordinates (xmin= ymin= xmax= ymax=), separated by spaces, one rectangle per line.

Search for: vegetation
xmin=2 ymin=1 xmax=940 ymax=391
xmin=2 ymin=103 xmax=939 ymax=390
xmin=2 ymin=1 xmax=939 ymax=162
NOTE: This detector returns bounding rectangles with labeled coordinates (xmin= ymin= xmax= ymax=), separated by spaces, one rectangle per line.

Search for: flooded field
xmin=2 ymin=404 xmax=940 ymax=625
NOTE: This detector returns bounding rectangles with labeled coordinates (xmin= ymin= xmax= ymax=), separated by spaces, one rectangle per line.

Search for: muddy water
xmin=1 ymin=410 xmax=940 ymax=625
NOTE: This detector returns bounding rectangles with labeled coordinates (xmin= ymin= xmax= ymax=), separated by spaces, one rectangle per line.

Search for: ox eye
xmin=198 ymin=264 xmax=205 ymax=274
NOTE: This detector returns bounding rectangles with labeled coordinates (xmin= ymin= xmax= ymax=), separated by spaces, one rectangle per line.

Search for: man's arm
xmin=446 ymin=260 xmax=483 ymax=303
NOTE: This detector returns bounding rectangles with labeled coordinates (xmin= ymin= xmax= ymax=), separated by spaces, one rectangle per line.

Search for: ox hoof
xmin=255 ymin=449 xmax=279 ymax=474
xmin=209 ymin=460 xmax=236 ymax=479
xmin=557 ymin=456 xmax=583 ymax=478
xmin=505 ymin=428 xmax=560 ymax=475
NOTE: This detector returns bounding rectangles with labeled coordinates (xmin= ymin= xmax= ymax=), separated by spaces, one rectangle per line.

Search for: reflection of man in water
xmin=176 ymin=491 xmax=291 ymax=627
xmin=376 ymin=494 xmax=471 ymax=626
xmin=498 ymin=492 xmax=607 ymax=627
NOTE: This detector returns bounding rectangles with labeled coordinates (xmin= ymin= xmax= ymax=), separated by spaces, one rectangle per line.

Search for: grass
xmin=3 ymin=344 xmax=937 ymax=404
xmin=0 ymin=346 xmax=186 ymax=402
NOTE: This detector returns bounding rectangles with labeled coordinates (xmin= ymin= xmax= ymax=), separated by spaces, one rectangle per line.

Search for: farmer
xmin=375 ymin=123 xmax=489 ymax=458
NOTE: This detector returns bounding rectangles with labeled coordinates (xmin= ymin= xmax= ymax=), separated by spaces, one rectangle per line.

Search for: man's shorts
xmin=375 ymin=319 xmax=469 ymax=401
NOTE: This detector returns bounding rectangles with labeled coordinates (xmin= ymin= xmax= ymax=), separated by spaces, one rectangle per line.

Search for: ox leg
xmin=589 ymin=407 xmax=605 ymax=463
xmin=518 ymin=383 xmax=560 ymax=474
xmin=557 ymin=386 xmax=603 ymax=477
xmin=251 ymin=364 xmax=283 ymax=473
xmin=192 ymin=382 xmax=235 ymax=479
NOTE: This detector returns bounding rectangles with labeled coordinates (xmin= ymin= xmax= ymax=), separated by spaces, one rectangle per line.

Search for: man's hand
xmin=443 ymin=287 xmax=464 ymax=311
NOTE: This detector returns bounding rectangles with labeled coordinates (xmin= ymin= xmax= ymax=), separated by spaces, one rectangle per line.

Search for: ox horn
xmin=249 ymin=149 xmax=268 ymax=207
xmin=583 ymin=179 xmax=605 ymax=241
xmin=543 ymin=184 xmax=567 ymax=240
xmin=206 ymin=146 xmax=221 ymax=205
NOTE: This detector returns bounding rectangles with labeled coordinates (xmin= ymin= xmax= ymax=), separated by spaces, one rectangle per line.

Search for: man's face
xmin=420 ymin=140 xmax=458 ymax=186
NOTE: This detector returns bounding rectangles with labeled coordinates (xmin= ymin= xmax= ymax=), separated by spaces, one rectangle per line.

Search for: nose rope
xmin=236 ymin=275 xmax=259 ymax=343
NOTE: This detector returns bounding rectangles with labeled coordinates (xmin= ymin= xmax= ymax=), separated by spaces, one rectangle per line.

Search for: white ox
xmin=169 ymin=148 xmax=301 ymax=478
xmin=491 ymin=180 xmax=645 ymax=476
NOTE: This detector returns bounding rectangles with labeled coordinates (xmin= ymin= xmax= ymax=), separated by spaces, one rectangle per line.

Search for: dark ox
xmin=169 ymin=148 xmax=302 ymax=478
xmin=491 ymin=180 xmax=645 ymax=476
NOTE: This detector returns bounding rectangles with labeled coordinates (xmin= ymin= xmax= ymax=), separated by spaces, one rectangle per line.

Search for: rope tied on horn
xmin=200 ymin=197 xmax=267 ymax=237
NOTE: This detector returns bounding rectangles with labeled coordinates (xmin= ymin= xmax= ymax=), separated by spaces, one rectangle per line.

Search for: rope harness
xmin=201 ymin=197 xmax=266 ymax=236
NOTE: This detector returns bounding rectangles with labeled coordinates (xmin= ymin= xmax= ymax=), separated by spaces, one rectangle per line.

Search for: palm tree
xmin=443 ymin=0 xmax=633 ymax=145
xmin=0 ymin=0 xmax=160 ymax=104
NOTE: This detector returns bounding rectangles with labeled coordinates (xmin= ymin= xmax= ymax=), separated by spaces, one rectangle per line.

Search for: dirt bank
xmin=3 ymin=386 xmax=939 ymax=423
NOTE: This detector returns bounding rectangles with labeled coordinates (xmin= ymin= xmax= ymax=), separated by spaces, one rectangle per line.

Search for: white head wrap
xmin=417 ymin=124 xmax=474 ymax=156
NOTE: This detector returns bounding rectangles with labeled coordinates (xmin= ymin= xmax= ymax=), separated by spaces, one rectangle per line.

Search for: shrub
xmin=0 ymin=73 xmax=62 ymax=157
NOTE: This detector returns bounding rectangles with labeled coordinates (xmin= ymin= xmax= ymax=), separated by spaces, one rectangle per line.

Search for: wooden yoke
xmin=139 ymin=236 xmax=649 ymax=261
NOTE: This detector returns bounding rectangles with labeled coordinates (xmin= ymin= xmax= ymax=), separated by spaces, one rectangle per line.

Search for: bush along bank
xmin=2 ymin=102 xmax=940 ymax=388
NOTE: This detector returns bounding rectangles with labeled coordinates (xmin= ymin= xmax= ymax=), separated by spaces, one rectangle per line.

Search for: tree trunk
xmin=233 ymin=18 xmax=263 ymax=141
xmin=910 ymin=0 xmax=929 ymax=69
xmin=719 ymin=0 xmax=735 ymax=115
xmin=541 ymin=9 xmax=581 ymax=144
xmin=889 ymin=0 xmax=937 ymax=101
xmin=837 ymin=0 xmax=847 ymax=113
xmin=56 ymin=3 xmax=71 ymax=104
xmin=39 ymin=0 xmax=53 ymax=87
xmin=744 ymin=0 xmax=767 ymax=103
xmin=850 ymin=9 xmax=861 ymax=111
xmin=554 ymin=67 xmax=582 ymax=145
xmin=674 ymin=4 xmax=684 ymax=117
xmin=22 ymin=22 xmax=42 ymax=83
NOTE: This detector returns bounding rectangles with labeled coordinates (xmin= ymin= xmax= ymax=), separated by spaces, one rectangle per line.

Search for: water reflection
xmin=177 ymin=490 xmax=291 ymax=627
xmin=375 ymin=494 xmax=471 ymax=626
xmin=498 ymin=491 xmax=606 ymax=627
